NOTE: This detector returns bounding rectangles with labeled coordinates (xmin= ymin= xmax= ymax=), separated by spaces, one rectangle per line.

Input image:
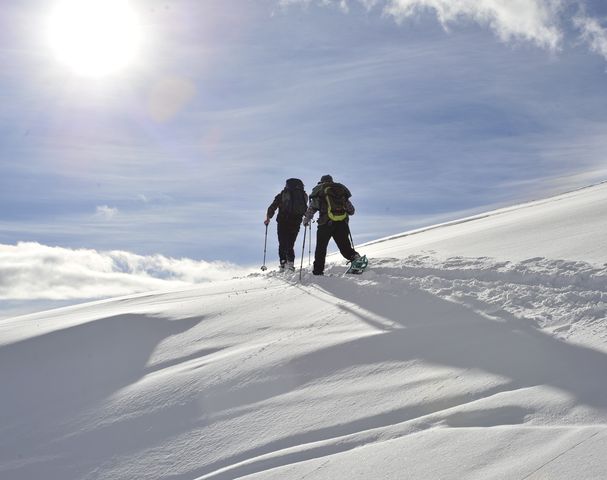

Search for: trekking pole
xmin=299 ymin=224 xmax=307 ymax=281
xmin=261 ymin=223 xmax=268 ymax=271
xmin=308 ymin=224 xmax=312 ymax=266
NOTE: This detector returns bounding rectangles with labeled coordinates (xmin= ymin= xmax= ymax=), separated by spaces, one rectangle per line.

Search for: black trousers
xmin=277 ymin=221 xmax=301 ymax=264
xmin=313 ymin=221 xmax=358 ymax=274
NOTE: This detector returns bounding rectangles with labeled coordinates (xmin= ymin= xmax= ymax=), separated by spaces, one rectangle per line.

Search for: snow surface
xmin=1 ymin=183 xmax=607 ymax=479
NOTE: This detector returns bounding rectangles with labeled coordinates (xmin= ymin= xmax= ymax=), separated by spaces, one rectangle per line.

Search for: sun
xmin=47 ymin=0 xmax=142 ymax=77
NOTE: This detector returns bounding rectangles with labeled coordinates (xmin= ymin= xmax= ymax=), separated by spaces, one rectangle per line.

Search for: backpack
xmin=280 ymin=178 xmax=307 ymax=219
xmin=323 ymin=182 xmax=350 ymax=222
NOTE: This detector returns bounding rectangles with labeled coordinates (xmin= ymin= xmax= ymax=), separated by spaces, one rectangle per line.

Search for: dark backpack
xmin=280 ymin=178 xmax=307 ymax=219
xmin=323 ymin=182 xmax=350 ymax=221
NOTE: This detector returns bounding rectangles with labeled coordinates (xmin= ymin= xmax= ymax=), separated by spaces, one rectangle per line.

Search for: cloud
xmin=0 ymin=242 xmax=251 ymax=300
xmin=280 ymin=1 xmax=607 ymax=61
xmin=281 ymin=0 xmax=565 ymax=49
xmin=574 ymin=14 xmax=607 ymax=59
xmin=383 ymin=0 xmax=564 ymax=49
xmin=95 ymin=205 xmax=119 ymax=220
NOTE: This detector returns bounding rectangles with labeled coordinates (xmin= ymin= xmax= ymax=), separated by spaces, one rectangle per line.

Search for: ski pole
xmin=299 ymin=224 xmax=307 ymax=281
xmin=261 ymin=223 xmax=268 ymax=271
xmin=308 ymin=224 xmax=312 ymax=266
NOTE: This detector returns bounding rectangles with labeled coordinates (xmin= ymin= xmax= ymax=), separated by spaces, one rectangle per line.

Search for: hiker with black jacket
xmin=303 ymin=175 xmax=360 ymax=276
xmin=265 ymin=178 xmax=308 ymax=271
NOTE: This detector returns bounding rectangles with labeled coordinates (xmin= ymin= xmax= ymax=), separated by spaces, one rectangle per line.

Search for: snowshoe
xmin=346 ymin=255 xmax=368 ymax=274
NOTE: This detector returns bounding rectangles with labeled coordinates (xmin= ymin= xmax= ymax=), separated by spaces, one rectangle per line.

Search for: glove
xmin=302 ymin=216 xmax=310 ymax=227
xmin=264 ymin=218 xmax=270 ymax=226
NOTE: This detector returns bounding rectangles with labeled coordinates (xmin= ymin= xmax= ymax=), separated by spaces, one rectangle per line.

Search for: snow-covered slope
xmin=364 ymin=182 xmax=607 ymax=263
xmin=1 ymin=183 xmax=607 ymax=480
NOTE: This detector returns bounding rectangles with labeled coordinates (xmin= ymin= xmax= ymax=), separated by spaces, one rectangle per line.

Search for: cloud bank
xmin=0 ymin=242 xmax=250 ymax=300
xmin=282 ymin=0 xmax=607 ymax=58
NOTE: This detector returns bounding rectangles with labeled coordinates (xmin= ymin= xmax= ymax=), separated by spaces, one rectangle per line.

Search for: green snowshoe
xmin=346 ymin=255 xmax=368 ymax=274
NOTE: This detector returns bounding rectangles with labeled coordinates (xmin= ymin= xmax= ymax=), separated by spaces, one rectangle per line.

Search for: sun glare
xmin=47 ymin=0 xmax=142 ymax=77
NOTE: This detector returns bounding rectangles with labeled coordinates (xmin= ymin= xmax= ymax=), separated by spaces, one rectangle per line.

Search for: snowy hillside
xmin=2 ymin=183 xmax=607 ymax=480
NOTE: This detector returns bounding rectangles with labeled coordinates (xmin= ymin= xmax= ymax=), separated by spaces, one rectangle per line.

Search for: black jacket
xmin=305 ymin=181 xmax=355 ymax=225
xmin=267 ymin=190 xmax=309 ymax=223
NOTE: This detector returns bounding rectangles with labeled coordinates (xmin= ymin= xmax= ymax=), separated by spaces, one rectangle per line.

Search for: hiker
xmin=265 ymin=178 xmax=308 ymax=271
xmin=303 ymin=175 xmax=360 ymax=275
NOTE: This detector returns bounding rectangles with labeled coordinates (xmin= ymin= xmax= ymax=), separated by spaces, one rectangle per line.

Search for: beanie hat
xmin=320 ymin=174 xmax=333 ymax=183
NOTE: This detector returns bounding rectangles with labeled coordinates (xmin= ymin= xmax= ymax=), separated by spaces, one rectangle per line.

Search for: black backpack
xmin=280 ymin=178 xmax=307 ymax=219
xmin=323 ymin=182 xmax=350 ymax=221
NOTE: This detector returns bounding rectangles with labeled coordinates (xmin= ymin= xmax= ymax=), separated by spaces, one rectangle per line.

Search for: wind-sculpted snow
xmin=231 ymin=255 xmax=607 ymax=479
xmin=3 ymin=183 xmax=607 ymax=479
xmin=327 ymin=255 xmax=607 ymax=348
xmin=2 ymin=255 xmax=607 ymax=480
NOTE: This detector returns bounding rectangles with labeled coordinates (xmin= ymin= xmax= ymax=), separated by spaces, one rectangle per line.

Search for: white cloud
xmin=574 ymin=14 xmax=607 ymax=59
xmin=280 ymin=1 xmax=607 ymax=61
xmin=281 ymin=0 xmax=565 ymax=50
xmin=383 ymin=0 xmax=564 ymax=49
xmin=95 ymin=205 xmax=119 ymax=220
xmin=0 ymin=242 xmax=251 ymax=300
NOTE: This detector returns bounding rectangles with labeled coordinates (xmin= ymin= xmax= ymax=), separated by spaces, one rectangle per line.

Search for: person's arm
xmin=265 ymin=194 xmax=281 ymax=224
xmin=346 ymin=199 xmax=355 ymax=216
xmin=303 ymin=196 xmax=319 ymax=225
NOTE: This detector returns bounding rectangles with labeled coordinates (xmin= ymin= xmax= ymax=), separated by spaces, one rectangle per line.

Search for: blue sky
xmin=2 ymin=0 xmax=607 ymax=266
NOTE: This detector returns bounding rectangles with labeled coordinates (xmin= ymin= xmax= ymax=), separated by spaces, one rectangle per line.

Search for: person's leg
xmin=286 ymin=222 xmax=300 ymax=263
xmin=277 ymin=222 xmax=288 ymax=266
xmin=313 ymin=223 xmax=332 ymax=274
xmin=332 ymin=221 xmax=358 ymax=261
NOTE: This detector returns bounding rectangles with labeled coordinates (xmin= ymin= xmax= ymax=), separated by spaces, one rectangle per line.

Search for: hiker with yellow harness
xmin=303 ymin=175 xmax=362 ymax=276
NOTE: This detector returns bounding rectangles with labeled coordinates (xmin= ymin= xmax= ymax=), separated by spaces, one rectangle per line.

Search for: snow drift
xmin=1 ymin=183 xmax=606 ymax=480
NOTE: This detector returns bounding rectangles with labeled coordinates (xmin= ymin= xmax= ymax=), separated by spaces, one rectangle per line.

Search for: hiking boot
xmin=286 ymin=261 xmax=295 ymax=272
xmin=279 ymin=261 xmax=286 ymax=271
xmin=312 ymin=271 xmax=324 ymax=276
